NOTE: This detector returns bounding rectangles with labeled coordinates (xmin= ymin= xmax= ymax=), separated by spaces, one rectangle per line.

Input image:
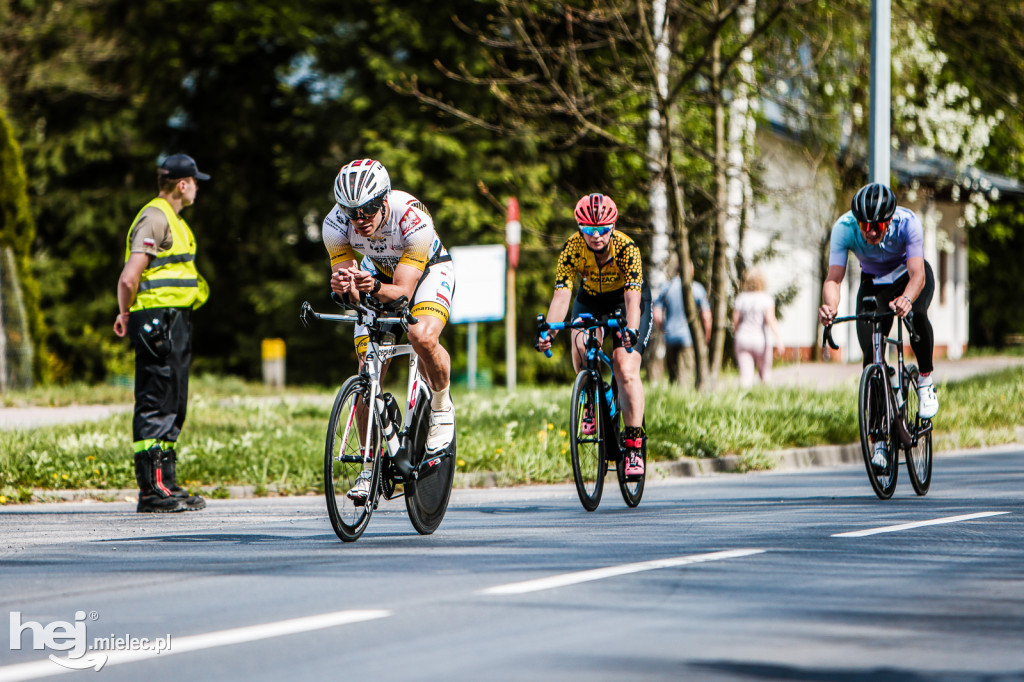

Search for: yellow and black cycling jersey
xmin=554 ymin=231 xmax=644 ymax=303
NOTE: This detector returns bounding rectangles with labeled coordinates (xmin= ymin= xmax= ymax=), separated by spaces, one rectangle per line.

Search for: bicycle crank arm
xmin=411 ymin=450 xmax=455 ymax=481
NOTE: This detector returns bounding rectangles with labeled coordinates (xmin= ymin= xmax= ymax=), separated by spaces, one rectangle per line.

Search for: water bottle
xmin=375 ymin=393 xmax=401 ymax=456
xmin=605 ymin=385 xmax=615 ymax=416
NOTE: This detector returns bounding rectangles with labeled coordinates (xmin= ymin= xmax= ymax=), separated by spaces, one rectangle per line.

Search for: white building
xmin=744 ymin=128 xmax=1023 ymax=363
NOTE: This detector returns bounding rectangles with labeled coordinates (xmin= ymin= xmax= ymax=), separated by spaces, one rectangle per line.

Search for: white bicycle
xmin=300 ymin=293 xmax=456 ymax=542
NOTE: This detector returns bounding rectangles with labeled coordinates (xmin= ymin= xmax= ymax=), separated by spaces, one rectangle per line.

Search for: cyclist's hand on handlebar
xmin=817 ymin=304 xmax=836 ymax=327
xmin=535 ymin=329 xmax=555 ymax=352
xmin=617 ymin=327 xmax=638 ymax=349
xmin=889 ymin=294 xmax=912 ymax=318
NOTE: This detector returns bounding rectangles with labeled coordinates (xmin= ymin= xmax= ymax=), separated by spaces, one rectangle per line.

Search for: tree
xmin=0 ymin=103 xmax=46 ymax=385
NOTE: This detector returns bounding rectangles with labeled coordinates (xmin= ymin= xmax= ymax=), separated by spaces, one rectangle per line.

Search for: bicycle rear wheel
xmin=858 ymin=364 xmax=898 ymax=499
xmin=405 ymin=392 xmax=455 ymax=535
xmin=570 ymin=370 xmax=606 ymax=511
xmin=325 ymin=377 xmax=383 ymax=542
xmin=611 ymin=379 xmax=644 ymax=508
xmin=902 ymin=364 xmax=933 ymax=495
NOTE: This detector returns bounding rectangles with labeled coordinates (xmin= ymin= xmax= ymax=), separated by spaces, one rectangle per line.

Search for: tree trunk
xmin=709 ymin=21 xmax=730 ymax=381
xmin=645 ymin=0 xmax=671 ymax=382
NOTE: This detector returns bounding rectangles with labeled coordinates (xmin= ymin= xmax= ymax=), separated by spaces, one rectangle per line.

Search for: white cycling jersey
xmin=322 ymin=190 xmax=446 ymax=277
xmin=321 ymin=190 xmax=455 ymax=351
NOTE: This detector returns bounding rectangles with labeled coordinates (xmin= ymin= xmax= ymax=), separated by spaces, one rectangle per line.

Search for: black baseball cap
xmin=158 ymin=153 xmax=210 ymax=181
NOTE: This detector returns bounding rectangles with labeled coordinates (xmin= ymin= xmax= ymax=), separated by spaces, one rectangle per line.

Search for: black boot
xmin=134 ymin=448 xmax=186 ymax=513
xmin=160 ymin=448 xmax=207 ymax=511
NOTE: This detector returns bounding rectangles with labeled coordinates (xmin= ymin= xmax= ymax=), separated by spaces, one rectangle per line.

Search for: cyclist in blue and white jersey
xmin=818 ymin=183 xmax=939 ymax=468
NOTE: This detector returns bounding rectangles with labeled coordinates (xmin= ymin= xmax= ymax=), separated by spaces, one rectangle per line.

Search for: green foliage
xmin=0 ymin=104 xmax=47 ymax=383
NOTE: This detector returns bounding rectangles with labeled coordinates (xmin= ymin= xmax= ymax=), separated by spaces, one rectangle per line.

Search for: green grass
xmin=2 ymin=368 xmax=1022 ymax=503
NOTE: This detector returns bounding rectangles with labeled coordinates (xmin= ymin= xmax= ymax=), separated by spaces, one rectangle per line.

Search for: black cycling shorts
xmin=570 ymin=284 xmax=653 ymax=356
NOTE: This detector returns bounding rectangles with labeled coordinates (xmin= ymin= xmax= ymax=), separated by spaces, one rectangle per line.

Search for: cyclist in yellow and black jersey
xmin=554 ymin=230 xmax=646 ymax=303
xmin=536 ymin=193 xmax=652 ymax=477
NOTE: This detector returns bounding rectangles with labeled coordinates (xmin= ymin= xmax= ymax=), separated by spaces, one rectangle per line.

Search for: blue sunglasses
xmin=579 ymin=223 xmax=613 ymax=237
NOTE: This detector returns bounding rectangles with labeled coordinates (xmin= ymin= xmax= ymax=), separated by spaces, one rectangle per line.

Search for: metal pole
xmin=869 ymin=0 xmax=891 ymax=185
xmin=467 ymin=321 xmax=478 ymax=391
xmin=505 ymin=198 xmax=521 ymax=393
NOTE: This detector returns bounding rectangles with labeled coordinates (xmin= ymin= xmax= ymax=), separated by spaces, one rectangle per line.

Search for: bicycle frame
xmin=539 ymin=312 xmax=627 ymax=419
xmin=301 ymin=297 xmax=431 ymax=478
xmin=824 ymin=298 xmax=932 ymax=448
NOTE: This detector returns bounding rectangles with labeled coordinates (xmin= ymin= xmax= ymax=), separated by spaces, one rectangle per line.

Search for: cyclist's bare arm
xmin=892 ymin=256 xmax=926 ymax=318
xmin=621 ymin=289 xmax=642 ymax=349
xmin=538 ymin=288 xmax=572 ymax=350
xmin=375 ymin=263 xmax=422 ymax=303
xmin=819 ymin=264 xmax=846 ymax=325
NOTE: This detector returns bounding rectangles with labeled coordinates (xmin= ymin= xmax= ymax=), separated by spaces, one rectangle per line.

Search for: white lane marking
xmin=479 ymin=548 xmax=766 ymax=596
xmin=832 ymin=511 xmax=1010 ymax=538
xmin=0 ymin=609 xmax=390 ymax=682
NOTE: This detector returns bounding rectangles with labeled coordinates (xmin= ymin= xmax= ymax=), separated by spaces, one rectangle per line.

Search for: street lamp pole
xmin=869 ymin=0 xmax=891 ymax=185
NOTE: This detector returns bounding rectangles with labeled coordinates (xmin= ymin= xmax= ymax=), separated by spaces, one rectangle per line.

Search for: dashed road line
xmin=478 ymin=548 xmax=767 ymax=596
xmin=832 ymin=511 xmax=1010 ymax=538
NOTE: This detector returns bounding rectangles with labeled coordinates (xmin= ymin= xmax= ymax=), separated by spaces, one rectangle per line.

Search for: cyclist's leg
xmin=854 ymin=276 xmax=895 ymax=366
xmin=908 ymin=262 xmax=936 ymax=375
xmin=609 ymin=287 xmax=651 ymax=426
xmin=569 ymin=297 xmax=600 ymax=374
xmin=409 ymin=262 xmax=456 ymax=452
xmin=909 ymin=263 xmax=938 ymax=417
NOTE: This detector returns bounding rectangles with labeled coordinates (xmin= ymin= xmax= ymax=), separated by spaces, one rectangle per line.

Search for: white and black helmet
xmin=334 ymin=159 xmax=391 ymax=211
xmin=851 ymin=182 xmax=897 ymax=223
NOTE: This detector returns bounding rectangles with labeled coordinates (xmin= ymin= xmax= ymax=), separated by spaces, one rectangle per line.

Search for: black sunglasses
xmin=340 ymin=193 xmax=387 ymax=221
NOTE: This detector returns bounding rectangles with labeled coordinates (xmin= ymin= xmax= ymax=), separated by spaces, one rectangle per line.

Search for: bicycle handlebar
xmin=535 ymin=311 xmax=633 ymax=356
xmin=822 ymin=308 xmax=919 ymax=350
xmin=299 ymin=291 xmax=419 ymax=329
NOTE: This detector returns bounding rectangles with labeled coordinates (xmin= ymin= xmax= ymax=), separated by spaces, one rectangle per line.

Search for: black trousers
xmin=856 ymin=261 xmax=935 ymax=374
xmin=129 ymin=307 xmax=193 ymax=446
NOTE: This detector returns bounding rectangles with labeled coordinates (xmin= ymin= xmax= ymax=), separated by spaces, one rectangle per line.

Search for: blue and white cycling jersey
xmin=829 ymin=206 xmax=924 ymax=284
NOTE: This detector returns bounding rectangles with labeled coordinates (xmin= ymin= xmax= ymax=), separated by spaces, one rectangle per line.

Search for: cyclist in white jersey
xmin=818 ymin=183 xmax=939 ymax=470
xmin=321 ymin=159 xmax=456 ymax=501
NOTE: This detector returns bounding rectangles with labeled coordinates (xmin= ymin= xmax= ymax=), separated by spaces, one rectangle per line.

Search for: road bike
xmin=300 ymin=293 xmax=456 ymax=541
xmin=823 ymin=296 xmax=933 ymax=499
xmin=537 ymin=312 xmax=645 ymax=511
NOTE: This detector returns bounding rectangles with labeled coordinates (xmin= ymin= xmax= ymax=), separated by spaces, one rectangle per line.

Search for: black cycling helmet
xmin=851 ymin=183 xmax=897 ymax=223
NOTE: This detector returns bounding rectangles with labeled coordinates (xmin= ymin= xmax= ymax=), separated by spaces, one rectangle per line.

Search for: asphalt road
xmin=1 ymin=448 xmax=1022 ymax=681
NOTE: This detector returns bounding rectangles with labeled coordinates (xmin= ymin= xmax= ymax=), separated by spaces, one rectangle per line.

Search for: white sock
xmin=919 ymin=374 xmax=934 ymax=388
xmin=430 ymin=384 xmax=452 ymax=411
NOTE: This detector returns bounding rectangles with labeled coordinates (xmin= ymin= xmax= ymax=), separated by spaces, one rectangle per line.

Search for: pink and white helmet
xmin=334 ymin=159 xmax=391 ymax=209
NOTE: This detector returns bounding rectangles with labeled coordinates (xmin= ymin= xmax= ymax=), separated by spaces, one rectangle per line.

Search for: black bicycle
xmin=300 ymin=293 xmax=456 ymax=541
xmin=823 ymin=296 xmax=933 ymax=499
xmin=537 ymin=312 xmax=645 ymax=511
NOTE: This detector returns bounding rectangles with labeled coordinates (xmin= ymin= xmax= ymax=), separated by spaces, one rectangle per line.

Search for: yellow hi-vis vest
xmin=124 ymin=197 xmax=209 ymax=311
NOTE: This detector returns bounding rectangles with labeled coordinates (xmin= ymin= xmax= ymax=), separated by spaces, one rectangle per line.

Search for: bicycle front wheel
xmin=902 ymin=364 xmax=933 ymax=495
xmin=858 ymin=364 xmax=898 ymax=499
xmin=405 ymin=393 xmax=455 ymax=535
xmin=570 ymin=370 xmax=606 ymax=511
xmin=325 ymin=376 xmax=383 ymax=542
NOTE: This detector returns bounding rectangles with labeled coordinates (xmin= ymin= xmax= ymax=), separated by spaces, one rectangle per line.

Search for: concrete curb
xmin=10 ymin=439 xmax=1020 ymax=504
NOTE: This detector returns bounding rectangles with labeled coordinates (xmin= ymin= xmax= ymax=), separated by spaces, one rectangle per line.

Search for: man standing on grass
xmin=113 ymin=154 xmax=210 ymax=513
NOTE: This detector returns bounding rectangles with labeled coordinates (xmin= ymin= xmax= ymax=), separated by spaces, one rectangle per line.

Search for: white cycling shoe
xmin=917 ymin=383 xmax=939 ymax=419
xmin=871 ymin=441 xmax=889 ymax=470
xmin=346 ymin=469 xmax=373 ymax=505
xmin=426 ymin=405 xmax=455 ymax=454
